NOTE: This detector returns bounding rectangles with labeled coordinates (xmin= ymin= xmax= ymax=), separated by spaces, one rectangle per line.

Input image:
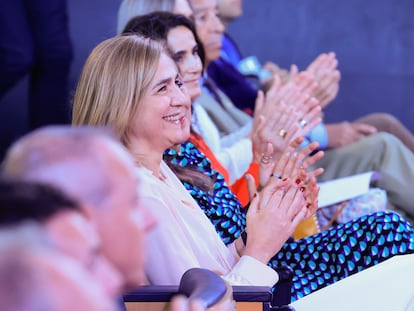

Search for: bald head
xmin=2 ymin=126 xmax=135 ymax=209
xmin=1 ymin=125 xmax=156 ymax=289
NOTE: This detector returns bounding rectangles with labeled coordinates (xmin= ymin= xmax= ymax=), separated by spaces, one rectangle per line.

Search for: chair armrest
xmin=123 ymin=285 xmax=273 ymax=311
xmin=272 ymin=266 xmax=295 ymax=311
xmin=179 ymin=268 xmax=227 ymax=307
xmin=123 ymin=266 xmax=295 ymax=311
xmin=123 ymin=285 xmax=273 ymax=303
xmin=123 ymin=285 xmax=178 ymax=302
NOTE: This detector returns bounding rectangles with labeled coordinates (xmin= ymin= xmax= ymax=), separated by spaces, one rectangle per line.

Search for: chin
xmin=206 ymin=51 xmax=222 ymax=64
xmin=181 ymin=127 xmax=191 ymax=142
xmin=190 ymin=89 xmax=201 ymax=101
xmin=171 ymin=127 xmax=190 ymax=146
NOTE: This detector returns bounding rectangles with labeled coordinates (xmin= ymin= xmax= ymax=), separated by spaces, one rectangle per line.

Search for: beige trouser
xmin=354 ymin=112 xmax=414 ymax=154
xmin=315 ymin=132 xmax=414 ymax=221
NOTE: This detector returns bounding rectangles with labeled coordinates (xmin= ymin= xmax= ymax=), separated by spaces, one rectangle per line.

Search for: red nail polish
xmin=306 ymin=203 xmax=312 ymax=208
xmin=295 ymin=178 xmax=301 ymax=185
xmin=300 ymin=186 xmax=305 ymax=192
xmin=253 ymin=192 xmax=257 ymax=198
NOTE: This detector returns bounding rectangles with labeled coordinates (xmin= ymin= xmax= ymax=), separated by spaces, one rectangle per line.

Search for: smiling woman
xmin=72 ymin=33 xmax=321 ymax=289
xmin=71 ymin=19 xmax=414 ymax=304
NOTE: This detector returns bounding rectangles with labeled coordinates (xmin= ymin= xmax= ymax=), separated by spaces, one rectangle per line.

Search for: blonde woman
xmin=73 ymin=35 xmax=318 ymax=288
xmin=72 ymin=34 xmax=414 ymax=301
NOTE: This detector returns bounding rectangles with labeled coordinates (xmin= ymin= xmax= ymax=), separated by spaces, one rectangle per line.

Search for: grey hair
xmin=117 ymin=0 xmax=176 ymax=34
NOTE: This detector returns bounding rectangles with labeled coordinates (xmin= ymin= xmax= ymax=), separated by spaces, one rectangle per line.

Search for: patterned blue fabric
xmin=163 ymin=142 xmax=414 ymax=301
xmin=164 ymin=141 xmax=246 ymax=245
xmin=270 ymin=211 xmax=414 ymax=300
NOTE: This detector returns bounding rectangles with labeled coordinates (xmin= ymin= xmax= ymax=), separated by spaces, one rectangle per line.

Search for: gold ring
xmin=261 ymin=155 xmax=271 ymax=164
xmin=278 ymin=129 xmax=287 ymax=138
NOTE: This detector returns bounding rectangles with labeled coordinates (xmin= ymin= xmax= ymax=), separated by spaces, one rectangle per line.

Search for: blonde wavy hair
xmin=72 ymin=35 xmax=163 ymax=148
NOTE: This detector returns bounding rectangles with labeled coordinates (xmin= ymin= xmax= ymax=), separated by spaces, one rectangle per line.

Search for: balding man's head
xmin=2 ymin=126 xmax=133 ymax=209
xmin=1 ymin=125 xmax=156 ymax=290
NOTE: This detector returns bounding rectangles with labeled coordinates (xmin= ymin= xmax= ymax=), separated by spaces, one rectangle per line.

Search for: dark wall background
xmin=1 ymin=0 xmax=413 ymax=154
xmin=228 ymin=0 xmax=414 ymax=131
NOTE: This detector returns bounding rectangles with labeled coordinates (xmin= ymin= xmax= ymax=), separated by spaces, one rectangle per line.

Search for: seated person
xmin=1 ymin=126 xmax=206 ymax=311
xmin=0 ymin=177 xmax=123 ymax=298
xmin=119 ymin=0 xmax=321 ymax=186
xmin=0 ymin=223 xmax=117 ymax=311
xmin=123 ymin=11 xmax=387 ymax=239
xmin=1 ymin=126 xmax=156 ymax=292
xmin=191 ymin=0 xmax=414 ymax=222
xmin=215 ymin=0 xmax=414 ymax=157
xmin=72 ymin=33 xmax=414 ymax=301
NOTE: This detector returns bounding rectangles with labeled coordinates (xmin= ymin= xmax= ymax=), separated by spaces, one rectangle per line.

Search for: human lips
xmin=163 ymin=112 xmax=187 ymax=124
xmin=184 ymin=78 xmax=200 ymax=87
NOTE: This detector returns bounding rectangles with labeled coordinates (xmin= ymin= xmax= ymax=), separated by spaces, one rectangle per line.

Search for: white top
xmin=192 ymin=100 xmax=253 ymax=183
xmin=137 ymin=161 xmax=278 ymax=286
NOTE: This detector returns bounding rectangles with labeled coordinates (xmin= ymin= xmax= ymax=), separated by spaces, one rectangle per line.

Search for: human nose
xmin=190 ymin=54 xmax=203 ymax=73
xmin=171 ymin=83 xmax=191 ymax=107
xmin=183 ymin=54 xmax=202 ymax=74
xmin=211 ymin=14 xmax=224 ymax=33
xmin=92 ymin=257 xmax=123 ymax=298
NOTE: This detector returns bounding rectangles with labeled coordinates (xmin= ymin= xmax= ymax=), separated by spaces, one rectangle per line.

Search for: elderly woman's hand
xmin=258 ymin=136 xmax=324 ymax=188
xmin=251 ymin=71 xmax=320 ymax=163
xmin=242 ymin=174 xmax=308 ymax=264
xmin=306 ymin=52 xmax=341 ymax=109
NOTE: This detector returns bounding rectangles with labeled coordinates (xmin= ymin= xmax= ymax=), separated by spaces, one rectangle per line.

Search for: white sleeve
xmin=192 ymin=101 xmax=253 ymax=182
xmin=225 ymin=243 xmax=279 ymax=287
xmin=223 ymin=256 xmax=279 ymax=286
xmin=215 ymin=138 xmax=253 ymax=183
xmin=220 ymin=121 xmax=253 ymax=148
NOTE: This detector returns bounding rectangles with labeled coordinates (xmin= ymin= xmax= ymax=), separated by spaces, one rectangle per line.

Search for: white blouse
xmin=137 ymin=161 xmax=278 ymax=287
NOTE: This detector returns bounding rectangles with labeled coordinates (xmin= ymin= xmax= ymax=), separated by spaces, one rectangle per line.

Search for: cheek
xmin=196 ymin=26 xmax=208 ymax=45
xmin=186 ymin=56 xmax=203 ymax=73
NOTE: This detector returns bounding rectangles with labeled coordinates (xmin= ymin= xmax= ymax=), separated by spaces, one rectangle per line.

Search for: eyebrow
xmin=151 ymin=77 xmax=173 ymax=91
xmin=151 ymin=72 xmax=181 ymax=91
xmin=172 ymin=51 xmax=185 ymax=58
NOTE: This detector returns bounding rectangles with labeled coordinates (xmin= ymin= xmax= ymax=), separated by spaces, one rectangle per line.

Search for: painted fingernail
xmin=295 ymin=178 xmax=301 ymax=185
xmin=300 ymin=186 xmax=305 ymax=192
xmin=306 ymin=203 xmax=312 ymax=208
